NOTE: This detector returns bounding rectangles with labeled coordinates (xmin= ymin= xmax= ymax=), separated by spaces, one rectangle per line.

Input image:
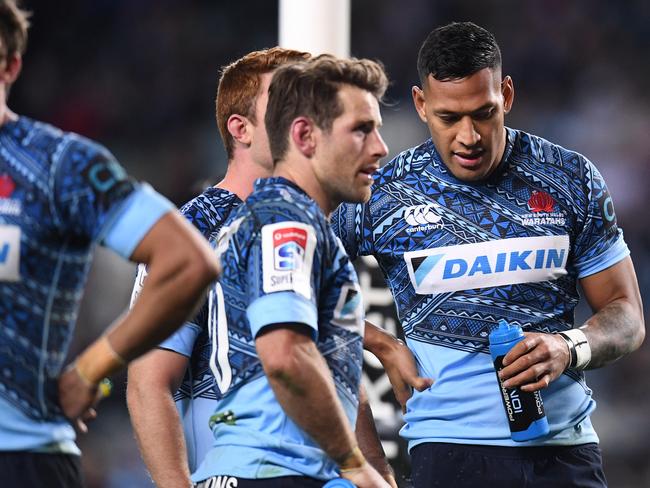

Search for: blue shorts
xmin=411 ymin=442 xmax=607 ymax=488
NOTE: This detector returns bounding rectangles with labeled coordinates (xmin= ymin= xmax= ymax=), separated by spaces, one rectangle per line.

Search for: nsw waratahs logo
xmin=0 ymin=174 xmax=16 ymax=198
xmin=522 ymin=190 xmax=565 ymax=226
xmin=527 ymin=191 xmax=555 ymax=213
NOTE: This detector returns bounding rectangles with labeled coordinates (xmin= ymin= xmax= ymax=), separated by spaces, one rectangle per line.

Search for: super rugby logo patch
xmin=273 ymin=227 xmax=307 ymax=270
xmin=404 ymin=235 xmax=569 ymax=294
xmin=262 ymin=222 xmax=316 ymax=299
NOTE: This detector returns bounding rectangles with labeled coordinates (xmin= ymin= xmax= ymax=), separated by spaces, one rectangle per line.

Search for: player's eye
xmin=354 ymin=123 xmax=373 ymax=135
xmin=473 ymin=108 xmax=495 ymax=121
xmin=438 ymin=114 xmax=460 ymax=124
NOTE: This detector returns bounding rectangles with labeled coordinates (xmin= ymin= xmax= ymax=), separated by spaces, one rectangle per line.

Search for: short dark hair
xmin=417 ymin=22 xmax=501 ymax=83
xmin=266 ymin=54 xmax=388 ymax=164
xmin=0 ymin=0 xmax=30 ymax=61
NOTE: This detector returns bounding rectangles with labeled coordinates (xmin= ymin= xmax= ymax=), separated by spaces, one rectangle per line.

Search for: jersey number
xmin=208 ymin=283 xmax=232 ymax=394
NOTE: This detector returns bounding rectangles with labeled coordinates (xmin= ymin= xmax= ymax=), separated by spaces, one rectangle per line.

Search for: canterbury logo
xmin=404 ymin=204 xmax=443 ymax=226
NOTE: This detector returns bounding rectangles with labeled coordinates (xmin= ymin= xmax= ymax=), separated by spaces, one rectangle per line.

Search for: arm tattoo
xmin=584 ymin=300 xmax=643 ymax=369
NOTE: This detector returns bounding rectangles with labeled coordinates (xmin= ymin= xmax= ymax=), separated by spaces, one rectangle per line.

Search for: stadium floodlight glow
xmin=279 ymin=0 xmax=350 ymax=57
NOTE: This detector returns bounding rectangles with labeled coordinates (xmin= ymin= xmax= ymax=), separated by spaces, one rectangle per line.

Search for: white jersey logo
xmin=404 ymin=235 xmax=570 ymax=294
xmin=404 ymin=204 xmax=444 ymax=233
xmin=0 ymin=225 xmax=21 ymax=281
xmin=404 ymin=203 xmax=443 ymax=226
xmin=262 ymin=222 xmax=316 ymax=299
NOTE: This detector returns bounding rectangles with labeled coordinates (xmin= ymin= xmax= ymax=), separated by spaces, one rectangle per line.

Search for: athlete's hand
xmin=499 ymin=332 xmax=571 ymax=392
xmin=383 ymin=472 xmax=399 ymax=488
xmin=341 ymin=463 xmax=393 ymax=488
xmin=58 ymin=364 xmax=100 ymax=433
xmin=376 ymin=338 xmax=433 ymax=413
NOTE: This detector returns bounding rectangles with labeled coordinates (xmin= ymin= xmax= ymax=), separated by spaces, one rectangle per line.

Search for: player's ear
xmin=502 ymin=76 xmax=514 ymax=114
xmin=226 ymin=113 xmax=253 ymax=148
xmin=411 ymin=85 xmax=428 ymax=123
xmin=290 ymin=117 xmax=316 ymax=158
xmin=0 ymin=54 xmax=22 ymax=85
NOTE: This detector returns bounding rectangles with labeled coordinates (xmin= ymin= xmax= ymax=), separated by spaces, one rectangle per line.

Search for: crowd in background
xmin=11 ymin=1 xmax=649 ymax=486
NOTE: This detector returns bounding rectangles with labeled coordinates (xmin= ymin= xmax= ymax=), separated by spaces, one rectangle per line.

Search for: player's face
xmin=249 ymin=72 xmax=274 ymax=172
xmin=413 ymin=68 xmax=514 ymax=182
xmin=0 ymin=51 xmax=20 ymax=114
xmin=316 ymin=85 xmax=388 ymax=210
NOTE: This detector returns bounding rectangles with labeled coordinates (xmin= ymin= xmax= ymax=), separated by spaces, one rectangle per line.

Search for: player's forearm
xmin=127 ymin=376 xmax=192 ymax=488
xmin=581 ymin=297 xmax=645 ymax=369
xmin=262 ymin=340 xmax=360 ymax=465
xmin=111 ymin=259 xmax=213 ymax=361
xmin=355 ymin=385 xmax=394 ymax=482
xmin=363 ymin=320 xmax=400 ymax=357
xmin=109 ymin=211 xmax=219 ymax=363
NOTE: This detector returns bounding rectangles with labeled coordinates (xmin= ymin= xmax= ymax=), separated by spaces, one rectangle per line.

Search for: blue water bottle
xmin=324 ymin=479 xmax=355 ymax=487
xmin=489 ymin=319 xmax=550 ymax=441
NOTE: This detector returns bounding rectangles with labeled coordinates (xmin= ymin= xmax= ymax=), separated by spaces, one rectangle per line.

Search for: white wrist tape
xmin=558 ymin=328 xmax=591 ymax=370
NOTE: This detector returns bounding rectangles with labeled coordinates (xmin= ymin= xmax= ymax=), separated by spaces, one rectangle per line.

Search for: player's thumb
xmin=411 ymin=376 xmax=434 ymax=392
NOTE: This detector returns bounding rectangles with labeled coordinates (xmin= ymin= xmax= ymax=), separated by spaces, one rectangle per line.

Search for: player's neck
xmin=273 ymin=160 xmax=335 ymax=217
xmin=491 ymin=127 xmax=508 ymax=176
xmin=216 ymin=154 xmax=272 ymax=200
xmin=0 ymin=106 xmax=17 ymax=127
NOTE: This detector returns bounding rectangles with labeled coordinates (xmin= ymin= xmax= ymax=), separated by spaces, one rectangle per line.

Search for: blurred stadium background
xmin=10 ymin=1 xmax=650 ymax=486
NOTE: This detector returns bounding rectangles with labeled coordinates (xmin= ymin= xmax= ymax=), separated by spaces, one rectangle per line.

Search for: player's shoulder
xmin=4 ymin=116 xmax=126 ymax=199
xmin=180 ymin=186 xmax=242 ymax=238
xmin=216 ymin=179 xmax=327 ymax=262
xmin=5 ymin=116 xmax=113 ymax=168
xmin=6 ymin=116 xmax=63 ymax=145
xmin=510 ymin=128 xmax=594 ymax=181
xmin=247 ymin=177 xmax=326 ymax=227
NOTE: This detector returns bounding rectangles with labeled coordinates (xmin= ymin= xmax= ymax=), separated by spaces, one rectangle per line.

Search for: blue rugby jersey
xmin=332 ymin=128 xmax=629 ymax=450
xmin=0 ymin=116 xmax=172 ymax=452
xmin=192 ymin=177 xmax=365 ymax=483
xmin=132 ymin=187 xmax=242 ymax=472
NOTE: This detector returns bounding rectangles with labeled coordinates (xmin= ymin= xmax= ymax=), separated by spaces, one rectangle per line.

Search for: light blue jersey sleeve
xmin=158 ymin=322 xmax=202 ymax=357
xmin=573 ymin=159 xmax=629 ymax=278
xmin=247 ymin=291 xmax=318 ymax=339
xmin=102 ymin=183 xmax=174 ymax=259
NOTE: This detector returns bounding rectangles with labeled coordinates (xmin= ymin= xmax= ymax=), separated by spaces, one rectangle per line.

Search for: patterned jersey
xmin=0 ymin=116 xmax=172 ymax=452
xmin=192 ymin=177 xmax=365 ymax=483
xmin=133 ymin=187 xmax=242 ymax=472
xmin=332 ymin=128 xmax=629 ymax=449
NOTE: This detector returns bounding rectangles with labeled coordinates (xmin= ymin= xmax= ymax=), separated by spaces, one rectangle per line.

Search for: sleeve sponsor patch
xmin=331 ymin=282 xmax=364 ymax=335
xmin=261 ymin=222 xmax=316 ymax=299
xmin=80 ymin=154 xmax=135 ymax=207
